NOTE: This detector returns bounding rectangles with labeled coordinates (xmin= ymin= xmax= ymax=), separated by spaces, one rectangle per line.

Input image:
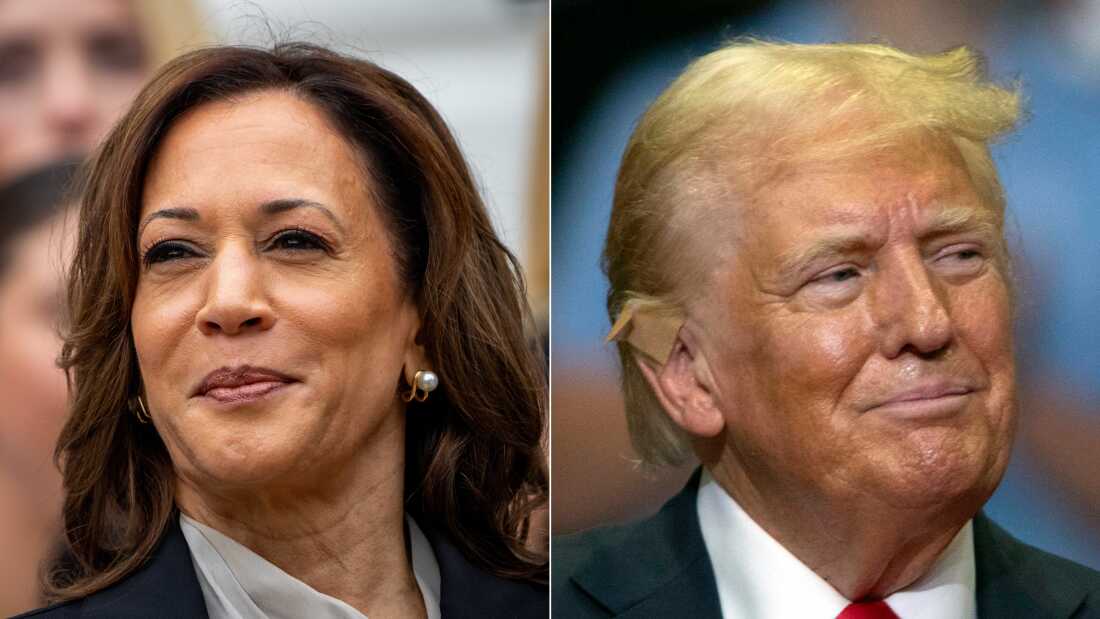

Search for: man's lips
xmin=192 ymin=365 xmax=298 ymax=403
xmin=864 ymin=382 xmax=976 ymax=418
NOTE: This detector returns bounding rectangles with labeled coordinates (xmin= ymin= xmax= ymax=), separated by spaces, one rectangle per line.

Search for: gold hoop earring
xmin=402 ymin=370 xmax=439 ymax=403
xmin=130 ymin=395 xmax=151 ymax=424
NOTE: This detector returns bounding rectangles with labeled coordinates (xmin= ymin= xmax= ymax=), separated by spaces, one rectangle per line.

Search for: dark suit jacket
xmin=554 ymin=470 xmax=1100 ymax=618
xmin=17 ymin=516 xmax=547 ymax=619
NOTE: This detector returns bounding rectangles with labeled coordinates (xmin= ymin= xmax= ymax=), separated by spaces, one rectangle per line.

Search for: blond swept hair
xmin=603 ymin=40 xmax=1023 ymax=466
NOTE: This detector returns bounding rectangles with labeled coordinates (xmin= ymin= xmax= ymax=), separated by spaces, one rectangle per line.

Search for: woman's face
xmin=133 ymin=91 xmax=423 ymax=493
xmin=0 ymin=0 xmax=148 ymax=182
xmin=0 ymin=211 xmax=73 ymax=507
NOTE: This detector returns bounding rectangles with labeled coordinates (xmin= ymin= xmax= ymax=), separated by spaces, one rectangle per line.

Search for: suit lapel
xmin=974 ymin=512 xmax=1089 ymax=618
xmin=569 ymin=476 xmax=1095 ymax=618
xmin=571 ymin=469 xmax=723 ymax=618
xmin=80 ymin=515 xmax=208 ymax=619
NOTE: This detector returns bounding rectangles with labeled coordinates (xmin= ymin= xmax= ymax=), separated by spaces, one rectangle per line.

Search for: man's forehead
xmin=670 ymin=132 xmax=1004 ymax=291
xmin=752 ymin=195 xmax=998 ymax=231
xmin=735 ymin=139 xmax=995 ymax=229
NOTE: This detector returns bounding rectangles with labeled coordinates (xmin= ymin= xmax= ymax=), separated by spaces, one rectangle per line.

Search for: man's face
xmin=692 ymin=137 xmax=1016 ymax=511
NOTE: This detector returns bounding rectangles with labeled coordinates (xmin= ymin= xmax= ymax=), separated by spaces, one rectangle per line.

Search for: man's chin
xmin=869 ymin=455 xmax=1003 ymax=514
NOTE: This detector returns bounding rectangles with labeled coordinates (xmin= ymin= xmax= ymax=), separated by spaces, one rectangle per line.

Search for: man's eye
xmin=935 ymin=247 xmax=986 ymax=274
xmin=269 ymin=229 xmax=327 ymax=252
xmin=813 ymin=267 xmax=861 ymax=285
xmin=143 ymin=241 xmax=198 ymax=266
xmin=952 ymin=249 xmax=981 ymax=260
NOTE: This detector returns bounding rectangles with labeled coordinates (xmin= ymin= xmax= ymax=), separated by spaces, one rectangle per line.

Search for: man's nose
xmin=195 ymin=247 xmax=275 ymax=336
xmin=871 ymin=249 xmax=954 ymax=359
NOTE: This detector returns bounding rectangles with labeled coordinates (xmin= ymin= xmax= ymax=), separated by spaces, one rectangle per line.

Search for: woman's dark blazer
xmin=16 ymin=516 xmax=547 ymax=619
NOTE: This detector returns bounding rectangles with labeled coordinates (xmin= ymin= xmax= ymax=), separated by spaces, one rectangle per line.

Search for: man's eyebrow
xmin=776 ymin=233 xmax=873 ymax=281
xmin=259 ymin=198 xmax=345 ymax=233
xmin=773 ymin=207 xmax=1000 ymax=281
xmin=138 ymin=207 xmax=199 ymax=238
xmin=919 ymin=206 xmax=999 ymax=238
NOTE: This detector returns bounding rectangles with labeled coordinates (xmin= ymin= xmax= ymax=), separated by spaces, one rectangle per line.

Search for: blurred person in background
xmin=22 ymin=42 xmax=547 ymax=618
xmin=0 ymin=161 xmax=78 ymax=617
xmin=0 ymin=2 xmax=205 ymax=613
xmin=552 ymin=0 xmax=1100 ymax=570
xmin=0 ymin=0 xmax=207 ymax=184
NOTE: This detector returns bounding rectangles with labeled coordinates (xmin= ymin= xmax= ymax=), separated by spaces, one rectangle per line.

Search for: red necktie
xmin=836 ymin=600 xmax=901 ymax=619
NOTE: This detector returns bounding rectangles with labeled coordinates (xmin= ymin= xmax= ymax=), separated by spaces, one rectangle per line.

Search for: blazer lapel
xmin=974 ymin=512 xmax=1090 ymax=618
xmin=417 ymin=518 xmax=548 ymax=618
xmin=80 ymin=516 xmax=208 ymax=619
xmin=570 ymin=469 xmax=723 ymax=618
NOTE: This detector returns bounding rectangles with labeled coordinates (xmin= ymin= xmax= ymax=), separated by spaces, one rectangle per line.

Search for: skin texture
xmin=133 ymin=91 xmax=429 ymax=617
xmin=0 ymin=212 xmax=74 ymax=616
xmin=640 ymin=135 xmax=1017 ymax=600
xmin=0 ymin=0 xmax=148 ymax=183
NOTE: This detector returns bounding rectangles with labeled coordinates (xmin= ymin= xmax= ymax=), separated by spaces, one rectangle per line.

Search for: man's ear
xmin=635 ymin=328 xmax=724 ymax=438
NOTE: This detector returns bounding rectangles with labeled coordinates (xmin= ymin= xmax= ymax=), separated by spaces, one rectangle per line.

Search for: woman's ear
xmin=401 ymin=309 xmax=431 ymax=385
xmin=635 ymin=327 xmax=725 ymax=438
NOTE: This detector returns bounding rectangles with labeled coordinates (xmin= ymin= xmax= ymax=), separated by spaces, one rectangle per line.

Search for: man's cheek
xmin=956 ymin=285 xmax=1013 ymax=366
xmin=766 ymin=316 xmax=868 ymax=386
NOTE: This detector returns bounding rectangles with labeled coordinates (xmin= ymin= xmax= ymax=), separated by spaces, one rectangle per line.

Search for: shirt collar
xmin=180 ymin=512 xmax=442 ymax=619
xmin=696 ymin=470 xmax=976 ymax=619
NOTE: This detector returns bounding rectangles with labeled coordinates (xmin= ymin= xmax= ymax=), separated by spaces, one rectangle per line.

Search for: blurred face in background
xmin=0 ymin=0 xmax=149 ymax=182
xmin=0 ymin=209 xmax=73 ymax=511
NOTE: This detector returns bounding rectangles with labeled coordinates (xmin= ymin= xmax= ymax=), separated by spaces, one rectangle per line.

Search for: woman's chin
xmin=179 ymin=445 xmax=320 ymax=493
xmin=169 ymin=416 xmax=329 ymax=491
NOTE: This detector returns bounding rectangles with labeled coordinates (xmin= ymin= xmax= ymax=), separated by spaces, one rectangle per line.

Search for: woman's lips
xmin=201 ymin=380 xmax=291 ymax=404
xmin=192 ymin=365 xmax=298 ymax=405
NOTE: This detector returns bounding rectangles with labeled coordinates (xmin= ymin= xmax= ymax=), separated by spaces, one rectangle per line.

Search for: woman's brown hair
xmin=49 ymin=42 xmax=547 ymax=600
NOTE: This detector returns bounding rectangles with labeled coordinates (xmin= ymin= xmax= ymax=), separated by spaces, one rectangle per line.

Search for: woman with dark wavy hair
xmin=21 ymin=41 xmax=547 ymax=618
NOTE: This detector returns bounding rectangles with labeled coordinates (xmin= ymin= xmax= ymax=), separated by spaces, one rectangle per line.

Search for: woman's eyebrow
xmin=138 ymin=207 xmax=199 ymax=238
xmin=137 ymin=200 xmax=346 ymax=238
xmin=259 ymin=198 xmax=345 ymax=233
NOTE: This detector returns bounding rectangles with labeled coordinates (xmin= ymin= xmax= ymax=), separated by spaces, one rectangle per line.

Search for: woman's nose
xmin=194 ymin=250 xmax=275 ymax=336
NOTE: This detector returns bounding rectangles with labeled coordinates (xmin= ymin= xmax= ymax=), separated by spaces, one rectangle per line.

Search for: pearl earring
xmin=129 ymin=395 xmax=151 ymax=424
xmin=403 ymin=370 xmax=439 ymax=402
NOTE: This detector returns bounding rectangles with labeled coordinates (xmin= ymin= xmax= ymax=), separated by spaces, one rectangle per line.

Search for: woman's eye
xmin=269 ymin=229 xmax=327 ymax=252
xmin=143 ymin=241 xmax=199 ymax=266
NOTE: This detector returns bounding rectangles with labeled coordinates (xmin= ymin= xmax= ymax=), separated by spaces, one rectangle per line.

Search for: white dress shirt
xmin=696 ymin=471 xmax=977 ymax=619
xmin=180 ymin=513 xmax=442 ymax=619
